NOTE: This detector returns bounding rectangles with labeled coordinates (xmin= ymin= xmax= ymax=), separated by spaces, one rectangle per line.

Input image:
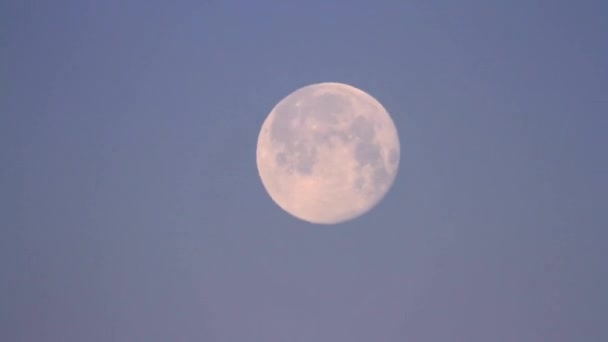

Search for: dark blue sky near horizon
xmin=2 ymin=1 xmax=607 ymax=341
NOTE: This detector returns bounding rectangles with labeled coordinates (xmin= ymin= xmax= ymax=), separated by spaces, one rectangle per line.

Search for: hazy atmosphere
xmin=2 ymin=1 xmax=607 ymax=341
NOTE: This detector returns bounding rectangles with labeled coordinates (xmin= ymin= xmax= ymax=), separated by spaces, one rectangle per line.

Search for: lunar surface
xmin=256 ymin=82 xmax=400 ymax=224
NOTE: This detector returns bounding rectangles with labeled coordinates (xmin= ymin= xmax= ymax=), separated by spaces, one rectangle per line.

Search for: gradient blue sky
xmin=2 ymin=1 xmax=607 ymax=341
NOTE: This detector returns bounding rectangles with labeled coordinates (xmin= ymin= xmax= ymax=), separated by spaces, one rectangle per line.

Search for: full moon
xmin=256 ymin=82 xmax=400 ymax=224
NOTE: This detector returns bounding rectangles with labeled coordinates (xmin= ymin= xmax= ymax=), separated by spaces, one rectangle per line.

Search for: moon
xmin=256 ymin=82 xmax=400 ymax=224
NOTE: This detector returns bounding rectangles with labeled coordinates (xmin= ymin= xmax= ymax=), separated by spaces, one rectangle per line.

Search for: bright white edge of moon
xmin=256 ymin=82 xmax=400 ymax=225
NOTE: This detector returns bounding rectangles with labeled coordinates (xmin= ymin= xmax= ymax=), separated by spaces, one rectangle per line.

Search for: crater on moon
xmin=256 ymin=82 xmax=400 ymax=224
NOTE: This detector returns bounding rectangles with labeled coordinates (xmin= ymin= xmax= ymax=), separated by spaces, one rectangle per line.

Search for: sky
xmin=1 ymin=1 xmax=607 ymax=341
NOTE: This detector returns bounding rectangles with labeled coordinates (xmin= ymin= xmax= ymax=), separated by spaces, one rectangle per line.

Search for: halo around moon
xmin=256 ymin=82 xmax=400 ymax=224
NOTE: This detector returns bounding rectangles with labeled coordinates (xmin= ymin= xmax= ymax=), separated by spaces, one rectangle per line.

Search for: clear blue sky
xmin=2 ymin=1 xmax=607 ymax=341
